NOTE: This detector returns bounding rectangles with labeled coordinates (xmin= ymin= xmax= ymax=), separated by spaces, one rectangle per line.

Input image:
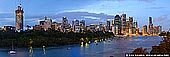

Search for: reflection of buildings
xmin=15 ymin=4 xmax=24 ymax=30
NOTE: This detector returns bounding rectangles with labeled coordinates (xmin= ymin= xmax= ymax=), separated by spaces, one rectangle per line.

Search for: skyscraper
xmin=121 ymin=13 xmax=126 ymax=34
xmin=114 ymin=15 xmax=121 ymax=35
xmin=129 ymin=16 xmax=133 ymax=35
xmin=148 ymin=17 xmax=153 ymax=35
xmin=106 ymin=19 xmax=111 ymax=32
xmin=15 ymin=4 xmax=24 ymax=30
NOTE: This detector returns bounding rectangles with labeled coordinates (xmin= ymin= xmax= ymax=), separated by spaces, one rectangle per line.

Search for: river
xmin=0 ymin=36 xmax=163 ymax=57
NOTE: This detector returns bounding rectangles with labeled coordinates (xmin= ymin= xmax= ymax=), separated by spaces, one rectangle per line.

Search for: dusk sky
xmin=0 ymin=0 xmax=170 ymax=30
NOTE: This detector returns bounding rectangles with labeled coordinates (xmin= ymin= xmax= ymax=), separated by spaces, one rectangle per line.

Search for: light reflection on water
xmin=0 ymin=36 xmax=163 ymax=57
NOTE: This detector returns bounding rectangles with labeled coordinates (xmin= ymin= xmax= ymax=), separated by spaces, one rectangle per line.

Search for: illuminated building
xmin=148 ymin=17 xmax=153 ymax=35
xmin=15 ymin=4 xmax=24 ymax=30
xmin=129 ymin=16 xmax=133 ymax=35
xmin=3 ymin=26 xmax=15 ymax=32
xmin=114 ymin=15 xmax=121 ymax=35
xmin=157 ymin=25 xmax=162 ymax=34
xmin=89 ymin=24 xmax=96 ymax=32
xmin=80 ymin=20 xmax=85 ymax=32
xmin=33 ymin=25 xmax=42 ymax=30
xmin=40 ymin=16 xmax=52 ymax=31
xmin=121 ymin=13 xmax=126 ymax=34
xmin=74 ymin=20 xmax=80 ymax=33
xmin=61 ymin=17 xmax=71 ymax=32
xmin=126 ymin=20 xmax=130 ymax=35
xmin=106 ymin=19 xmax=111 ymax=32
xmin=142 ymin=25 xmax=147 ymax=36
xmin=99 ymin=22 xmax=104 ymax=32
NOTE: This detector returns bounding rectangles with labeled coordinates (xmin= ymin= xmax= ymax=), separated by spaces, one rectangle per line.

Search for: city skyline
xmin=0 ymin=0 xmax=169 ymax=30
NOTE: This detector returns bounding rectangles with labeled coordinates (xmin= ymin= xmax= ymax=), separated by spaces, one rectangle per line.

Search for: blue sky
xmin=0 ymin=0 xmax=170 ymax=30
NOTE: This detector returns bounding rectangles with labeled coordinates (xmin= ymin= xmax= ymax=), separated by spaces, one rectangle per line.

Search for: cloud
xmin=153 ymin=15 xmax=167 ymax=22
xmin=138 ymin=0 xmax=155 ymax=3
xmin=149 ymin=6 xmax=165 ymax=9
xmin=50 ymin=12 xmax=114 ymax=25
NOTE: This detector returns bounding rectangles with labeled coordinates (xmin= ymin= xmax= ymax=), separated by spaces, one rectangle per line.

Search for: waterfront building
xmin=121 ymin=13 xmax=126 ymax=34
xmin=99 ymin=22 xmax=104 ymax=32
xmin=114 ymin=15 xmax=122 ymax=35
xmin=3 ymin=26 xmax=15 ymax=32
xmin=106 ymin=19 xmax=111 ymax=32
xmin=61 ymin=17 xmax=71 ymax=32
xmin=126 ymin=20 xmax=130 ymax=35
xmin=129 ymin=16 xmax=133 ymax=35
xmin=157 ymin=25 xmax=162 ymax=34
xmin=40 ymin=16 xmax=52 ymax=31
xmin=142 ymin=25 xmax=147 ymax=36
xmin=33 ymin=25 xmax=42 ymax=30
xmin=80 ymin=20 xmax=86 ymax=33
xmin=15 ymin=4 xmax=24 ymax=30
xmin=89 ymin=24 xmax=96 ymax=32
xmin=74 ymin=20 xmax=80 ymax=33
xmin=148 ymin=17 xmax=154 ymax=35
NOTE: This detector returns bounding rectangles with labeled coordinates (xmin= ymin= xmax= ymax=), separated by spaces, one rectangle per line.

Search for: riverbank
xmin=0 ymin=30 xmax=114 ymax=48
xmin=132 ymin=37 xmax=170 ymax=54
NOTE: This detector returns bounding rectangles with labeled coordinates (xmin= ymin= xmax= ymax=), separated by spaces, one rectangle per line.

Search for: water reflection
xmin=0 ymin=36 xmax=163 ymax=57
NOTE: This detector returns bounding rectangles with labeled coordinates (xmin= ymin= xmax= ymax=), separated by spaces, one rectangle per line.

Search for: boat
xmin=8 ymin=50 xmax=16 ymax=54
xmin=8 ymin=42 xmax=16 ymax=54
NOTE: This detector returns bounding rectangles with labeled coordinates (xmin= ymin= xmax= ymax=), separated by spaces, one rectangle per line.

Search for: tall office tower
xmin=121 ymin=13 xmax=126 ymax=34
xmin=99 ymin=22 xmax=103 ymax=31
xmin=106 ymin=20 xmax=111 ymax=32
xmin=148 ymin=17 xmax=153 ymax=35
xmin=126 ymin=20 xmax=130 ymax=35
xmin=114 ymin=15 xmax=121 ymax=35
xmin=80 ymin=20 xmax=85 ymax=32
xmin=142 ymin=25 xmax=147 ymax=36
xmin=62 ymin=17 xmax=70 ymax=32
xmin=74 ymin=20 xmax=80 ymax=33
xmin=15 ymin=4 xmax=24 ymax=30
xmin=129 ymin=16 xmax=133 ymax=35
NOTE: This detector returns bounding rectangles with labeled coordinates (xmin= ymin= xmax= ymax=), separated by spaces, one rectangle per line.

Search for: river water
xmin=0 ymin=36 xmax=163 ymax=57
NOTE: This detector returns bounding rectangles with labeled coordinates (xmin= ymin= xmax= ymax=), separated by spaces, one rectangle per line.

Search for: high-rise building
xmin=129 ymin=16 xmax=133 ymax=35
xmin=157 ymin=25 xmax=162 ymax=34
xmin=106 ymin=19 xmax=111 ymax=32
xmin=62 ymin=17 xmax=70 ymax=32
xmin=126 ymin=20 xmax=130 ymax=35
xmin=15 ymin=4 xmax=24 ymax=30
xmin=148 ymin=17 xmax=153 ymax=35
xmin=142 ymin=25 xmax=147 ymax=36
xmin=121 ymin=13 xmax=126 ymax=34
xmin=114 ymin=15 xmax=121 ymax=35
